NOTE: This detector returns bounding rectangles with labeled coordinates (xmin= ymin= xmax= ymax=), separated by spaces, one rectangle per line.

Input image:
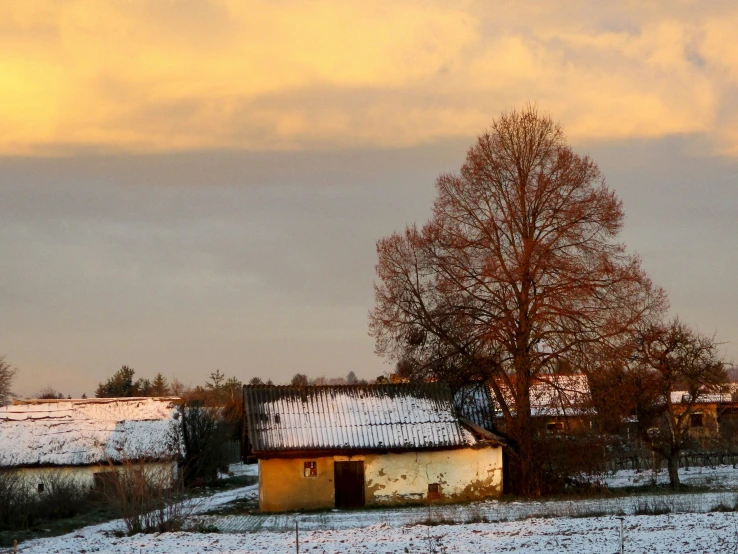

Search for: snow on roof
xmin=0 ymin=397 xmax=182 ymax=468
xmin=243 ymin=384 xmax=490 ymax=454
xmin=529 ymin=374 xmax=592 ymax=417
xmin=669 ymin=391 xmax=733 ymax=405
xmin=492 ymin=374 xmax=593 ymax=418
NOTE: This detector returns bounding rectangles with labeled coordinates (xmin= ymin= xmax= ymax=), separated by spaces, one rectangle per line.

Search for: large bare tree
xmin=369 ymin=106 xmax=666 ymax=495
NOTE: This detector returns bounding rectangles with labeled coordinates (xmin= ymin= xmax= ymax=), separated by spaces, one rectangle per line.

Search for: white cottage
xmin=0 ymin=397 xmax=181 ymax=494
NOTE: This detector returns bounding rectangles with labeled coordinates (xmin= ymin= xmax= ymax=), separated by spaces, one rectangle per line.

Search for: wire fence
xmin=606 ymin=451 xmax=738 ymax=472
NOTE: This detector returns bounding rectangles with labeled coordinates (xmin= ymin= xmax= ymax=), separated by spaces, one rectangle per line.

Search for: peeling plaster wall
xmin=258 ymin=445 xmax=502 ymax=512
xmin=364 ymin=447 xmax=502 ymax=505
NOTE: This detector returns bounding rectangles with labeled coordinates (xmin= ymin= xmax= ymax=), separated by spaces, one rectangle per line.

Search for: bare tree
xmin=169 ymin=376 xmax=186 ymax=397
xmin=369 ymin=106 xmax=666 ymax=495
xmin=0 ymin=357 xmax=17 ymax=407
xmin=630 ymin=318 xmax=727 ymax=488
xmin=34 ymin=386 xmax=64 ymax=399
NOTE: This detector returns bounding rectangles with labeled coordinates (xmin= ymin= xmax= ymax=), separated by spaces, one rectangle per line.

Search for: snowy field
xmin=11 ymin=463 xmax=738 ymax=554
xmin=18 ymin=513 xmax=738 ymax=553
xmin=596 ymin=464 xmax=738 ymax=489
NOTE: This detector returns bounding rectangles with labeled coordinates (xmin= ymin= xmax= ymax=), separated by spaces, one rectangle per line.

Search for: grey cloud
xmin=1 ymin=136 xmax=737 ymax=395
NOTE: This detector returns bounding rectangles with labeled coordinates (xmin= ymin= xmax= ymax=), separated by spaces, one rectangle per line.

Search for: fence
xmin=606 ymin=451 xmax=738 ymax=472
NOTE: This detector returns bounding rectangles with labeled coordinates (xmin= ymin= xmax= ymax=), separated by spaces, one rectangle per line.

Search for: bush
xmin=103 ymin=459 xmax=190 ymax=535
xmin=0 ymin=470 xmax=93 ymax=530
xmin=0 ymin=470 xmax=29 ymax=529
xmin=522 ymin=431 xmax=613 ymax=495
xmin=180 ymin=405 xmax=231 ymax=486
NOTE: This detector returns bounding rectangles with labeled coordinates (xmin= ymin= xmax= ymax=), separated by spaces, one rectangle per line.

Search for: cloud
xmin=0 ymin=1 xmax=737 ymax=155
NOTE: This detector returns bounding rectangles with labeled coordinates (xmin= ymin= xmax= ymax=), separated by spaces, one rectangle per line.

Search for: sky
xmin=1 ymin=1 xmax=737 ymax=397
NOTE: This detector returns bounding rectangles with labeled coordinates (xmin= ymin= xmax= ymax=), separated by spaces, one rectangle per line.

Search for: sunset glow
xmin=1 ymin=1 xmax=737 ymax=155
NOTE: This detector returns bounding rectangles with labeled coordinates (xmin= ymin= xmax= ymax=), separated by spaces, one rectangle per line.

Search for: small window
xmin=37 ymin=483 xmax=44 ymax=493
xmin=304 ymin=461 xmax=317 ymax=477
xmin=428 ymin=483 xmax=440 ymax=499
xmin=691 ymin=413 xmax=704 ymax=428
xmin=547 ymin=422 xmax=564 ymax=432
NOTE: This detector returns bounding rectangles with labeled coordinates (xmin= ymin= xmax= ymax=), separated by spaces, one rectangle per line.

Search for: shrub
xmin=0 ymin=470 xmax=94 ymax=530
xmin=104 ymin=459 xmax=192 ymax=535
xmin=0 ymin=471 xmax=30 ymax=529
xmin=180 ymin=405 xmax=231 ymax=486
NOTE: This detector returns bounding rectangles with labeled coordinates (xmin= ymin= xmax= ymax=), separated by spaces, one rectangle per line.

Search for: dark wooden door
xmin=334 ymin=461 xmax=365 ymax=508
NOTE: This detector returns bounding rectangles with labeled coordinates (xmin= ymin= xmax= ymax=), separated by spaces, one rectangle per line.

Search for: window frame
xmin=304 ymin=460 xmax=318 ymax=477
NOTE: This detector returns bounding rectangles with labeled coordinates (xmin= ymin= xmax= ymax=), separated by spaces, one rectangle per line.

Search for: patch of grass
xmin=413 ymin=515 xmax=457 ymax=527
xmin=201 ymin=475 xmax=258 ymax=491
xmin=462 ymin=505 xmax=489 ymax=524
xmin=711 ymin=495 xmax=738 ymax=513
xmin=201 ymin=496 xmax=258 ymax=516
xmin=711 ymin=503 xmax=737 ymax=513
xmin=193 ymin=521 xmax=220 ymax=533
xmin=633 ymin=498 xmax=672 ymax=516
xmin=0 ymin=505 xmax=117 ymax=548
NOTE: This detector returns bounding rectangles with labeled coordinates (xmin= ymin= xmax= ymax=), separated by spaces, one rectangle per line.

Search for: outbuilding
xmin=0 ymin=397 xmax=181 ymax=495
xmin=243 ymin=383 xmax=504 ymax=512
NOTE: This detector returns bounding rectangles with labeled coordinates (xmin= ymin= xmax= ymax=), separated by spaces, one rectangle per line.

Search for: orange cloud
xmin=0 ymin=1 xmax=736 ymax=155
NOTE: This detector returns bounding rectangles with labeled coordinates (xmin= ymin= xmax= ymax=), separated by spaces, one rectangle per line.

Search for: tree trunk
xmin=507 ymin=379 xmax=542 ymax=496
xmin=667 ymin=454 xmax=680 ymax=489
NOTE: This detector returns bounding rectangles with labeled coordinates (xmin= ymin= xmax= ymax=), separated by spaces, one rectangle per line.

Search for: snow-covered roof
xmin=492 ymin=374 xmax=593 ymax=418
xmin=529 ymin=374 xmax=592 ymax=417
xmin=0 ymin=397 xmax=181 ymax=468
xmin=669 ymin=391 xmax=733 ymax=405
xmin=243 ymin=384 xmax=495 ymax=454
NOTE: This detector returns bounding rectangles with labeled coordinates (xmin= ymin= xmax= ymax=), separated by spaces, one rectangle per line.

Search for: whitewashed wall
xmin=7 ymin=462 xmax=177 ymax=496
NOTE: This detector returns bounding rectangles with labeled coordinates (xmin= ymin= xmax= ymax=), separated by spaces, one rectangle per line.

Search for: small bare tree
xmin=34 ymin=386 xmax=64 ymax=399
xmin=104 ymin=458 xmax=190 ymax=535
xmin=0 ymin=357 xmax=17 ymax=407
xmin=631 ymin=318 xmax=727 ymax=488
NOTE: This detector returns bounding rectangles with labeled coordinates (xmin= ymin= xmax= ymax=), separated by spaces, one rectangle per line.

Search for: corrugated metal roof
xmin=243 ymin=384 xmax=476 ymax=453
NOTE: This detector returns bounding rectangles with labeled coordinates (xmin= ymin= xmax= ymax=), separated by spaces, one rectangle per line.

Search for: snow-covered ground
xmin=226 ymin=462 xmax=258 ymax=478
xmin=192 ymin=490 xmax=738 ymax=533
xmin=13 ymin=463 xmax=738 ymax=554
xmin=9 ymin=473 xmax=260 ymax=553
xmin=595 ymin=464 xmax=738 ymax=489
xmin=19 ymin=513 xmax=738 ymax=553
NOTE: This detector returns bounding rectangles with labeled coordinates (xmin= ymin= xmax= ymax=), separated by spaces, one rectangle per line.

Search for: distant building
xmin=243 ymin=383 xmax=504 ymax=512
xmin=666 ymin=390 xmax=737 ymax=447
xmin=489 ymin=374 xmax=594 ymax=433
xmin=0 ymin=397 xmax=181 ymax=495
